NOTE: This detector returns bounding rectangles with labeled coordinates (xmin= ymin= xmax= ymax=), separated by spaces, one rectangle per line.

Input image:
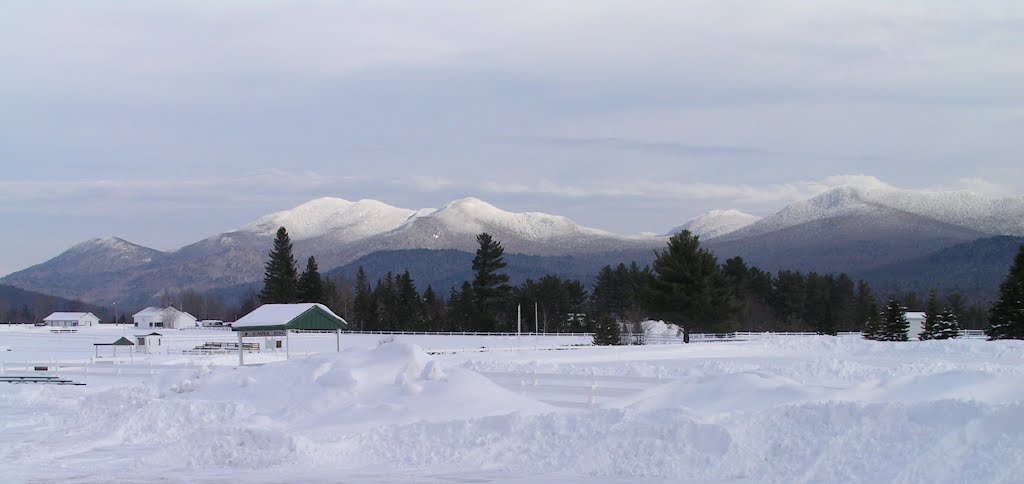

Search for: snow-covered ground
xmin=2 ymin=325 xmax=1023 ymax=483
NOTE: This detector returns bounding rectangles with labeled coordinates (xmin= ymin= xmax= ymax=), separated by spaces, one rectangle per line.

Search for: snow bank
xmin=4 ymin=336 xmax=1024 ymax=482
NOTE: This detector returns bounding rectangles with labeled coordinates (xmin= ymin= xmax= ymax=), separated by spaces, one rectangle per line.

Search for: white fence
xmin=480 ymin=370 xmax=673 ymax=409
xmin=336 ymin=330 xmax=592 ymax=337
xmin=0 ymin=360 xmax=208 ymax=383
xmin=640 ymin=329 xmax=988 ymax=344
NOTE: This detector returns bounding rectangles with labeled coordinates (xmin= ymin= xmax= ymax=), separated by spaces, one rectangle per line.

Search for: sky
xmin=1 ymin=1 xmax=1023 ymax=276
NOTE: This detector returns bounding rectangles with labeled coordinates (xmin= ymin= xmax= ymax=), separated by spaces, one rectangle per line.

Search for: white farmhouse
xmin=132 ymin=307 xmax=198 ymax=330
xmin=906 ymin=312 xmax=926 ymax=341
xmin=43 ymin=312 xmax=100 ymax=327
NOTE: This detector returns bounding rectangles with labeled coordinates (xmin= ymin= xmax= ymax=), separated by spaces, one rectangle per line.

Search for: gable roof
xmin=232 ymin=303 xmax=347 ymax=331
xmin=44 ymin=312 xmax=98 ymax=321
xmin=132 ymin=306 xmax=196 ymax=321
xmin=133 ymin=307 xmax=163 ymax=318
xmin=95 ymin=336 xmax=135 ymax=346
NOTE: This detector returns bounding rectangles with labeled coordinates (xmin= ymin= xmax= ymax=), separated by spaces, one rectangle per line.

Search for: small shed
xmin=231 ymin=303 xmax=348 ymax=365
xmin=135 ymin=332 xmax=163 ymax=354
xmin=906 ymin=312 xmax=926 ymax=341
xmin=94 ymin=336 xmax=135 ymax=358
xmin=43 ymin=312 xmax=100 ymax=327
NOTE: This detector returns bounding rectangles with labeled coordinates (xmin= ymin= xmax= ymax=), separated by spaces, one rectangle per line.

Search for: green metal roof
xmin=232 ymin=304 xmax=348 ymax=332
xmin=94 ymin=336 xmax=135 ymax=346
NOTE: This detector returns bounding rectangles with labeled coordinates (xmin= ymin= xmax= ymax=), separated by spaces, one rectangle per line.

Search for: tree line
xmin=249 ymin=226 xmax=1024 ymax=342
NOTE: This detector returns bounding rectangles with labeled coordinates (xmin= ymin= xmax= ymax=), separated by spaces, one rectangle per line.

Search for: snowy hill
xmin=722 ymin=185 xmax=1024 ymax=241
xmin=668 ymin=209 xmax=760 ymax=239
xmin=0 ymin=237 xmax=166 ymax=304
xmin=60 ymin=237 xmax=164 ymax=270
xmin=342 ymin=197 xmax=662 ymax=259
xmin=238 ymin=197 xmax=416 ymax=242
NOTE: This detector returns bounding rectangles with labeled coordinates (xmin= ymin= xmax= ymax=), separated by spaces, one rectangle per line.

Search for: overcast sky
xmin=1 ymin=1 xmax=1023 ymax=276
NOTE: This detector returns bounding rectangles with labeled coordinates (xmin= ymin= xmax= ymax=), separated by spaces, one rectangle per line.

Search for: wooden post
xmin=336 ymin=328 xmax=341 ymax=352
xmin=285 ymin=329 xmax=290 ymax=360
xmin=237 ymin=331 xmax=244 ymax=366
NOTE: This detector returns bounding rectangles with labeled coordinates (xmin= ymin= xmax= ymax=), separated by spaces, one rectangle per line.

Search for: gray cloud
xmin=1 ymin=1 xmax=1023 ymax=276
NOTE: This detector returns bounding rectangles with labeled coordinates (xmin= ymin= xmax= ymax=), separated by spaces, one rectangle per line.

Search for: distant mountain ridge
xmin=669 ymin=210 xmax=760 ymax=239
xmin=861 ymin=235 xmax=1024 ymax=302
xmin=1 ymin=197 xmax=667 ymax=307
xmin=716 ymin=185 xmax=1024 ymax=242
xmin=0 ymin=284 xmax=111 ymax=322
xmin=3 ymin=184 xmax=1023 ymax=309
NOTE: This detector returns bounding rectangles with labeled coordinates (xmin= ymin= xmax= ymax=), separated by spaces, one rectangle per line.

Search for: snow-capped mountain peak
xmin=428 ymin=197 xmax=614 ymax=240
xmin=239 ymin=197 xmax=416 ymax=241
xmin=722 ymin=184 xmax=1024 ymax=241
xmin=669 ymin=210 xmax=761 ymax=239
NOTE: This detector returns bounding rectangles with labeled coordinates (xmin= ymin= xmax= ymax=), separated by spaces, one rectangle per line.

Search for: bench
xmin=0 ymin=376 xmax=85 ymax=385
xmin=50 ymin=329 xmax=78 ymax=334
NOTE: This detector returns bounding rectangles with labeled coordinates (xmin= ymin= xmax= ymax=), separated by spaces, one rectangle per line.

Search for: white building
xmin=906 ymin=312 xmax=926 ymax=340
xmin=132 ymin=307 xmax=198 ymax=330
xmin=135 ymin=332 xmax=164 ymax=354
xmin=43 ymin=312 xmax=100 ymax=327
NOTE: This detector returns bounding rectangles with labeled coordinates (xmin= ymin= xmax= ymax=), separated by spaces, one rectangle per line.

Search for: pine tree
xmin=862 ymin=303 xmax=882 ymax=340
xmin=643 ymin=230 xmax=738 ymax=339
xmin=297 ymin=256 xmax=326 ymax=303
xmin=592 ymin=314 xmax=621 ymax=346
xmin=986 ymin=244 xmax=1024 ymax=340
xmin=395 ymin=270 xmax=424 ymax=331
xmin=817 ymin=298 xmax=837 ymax=335
xmin=472 ymin=233 xmax=510 ymax=332
xmin=352 ymin=267 xmax=373 ymax=331
xmin=920 ymin=290 xmax=941 ymax=341
xmin=881 ymin=298 xmax=910 ymax=341
xmin=259 ymin=227 xmax=299 ymax=304
xmin=927 ymin=306 xmax=961 ymax=340
xmin=422 ymin=285 xmax=444 ymax=331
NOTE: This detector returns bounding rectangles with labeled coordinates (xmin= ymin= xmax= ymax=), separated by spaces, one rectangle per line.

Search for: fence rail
xmin=0 ymin=360 xmax=209 ymax=382
xmin=335 ymin=330 xmax=593 ymax=337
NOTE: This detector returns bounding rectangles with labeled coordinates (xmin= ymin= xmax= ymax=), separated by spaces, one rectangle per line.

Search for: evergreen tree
xmin=450 ymin=281 xmax=477 ymax=332
xmin=920 ymin=290 xmax=941 ymax=340
xmin=374 ymin=272 xmax=397 ymax=329
xmin=986 ymin=244 xmax=1024 ymax=340
xmin=259 ymin=227 xmax=299 ymax=304
xmin=771 ymin=270 xmax=806 ymax=331
xmin=880 ymin=298 xmax=910 ymax=341
xmin=297 ymin=256 xmax=326 ymax=303
xmin=395 ymin=270 xmax=424 ymax=330
xmin=643 ymin=230 xmax=737 ymax=340
xmin=352 ymin=267 xmax=373 ymax=331
xmin=929 ymin=306 xmax=961 ymax=340
xmin=565 ymin=280 xmax=588 ymax=332
xmin=862 ymin=303 xmax=882 ymax=340
xmin=817 ymin=298 xmax=837 ymax=335
xmin=422 ymin=285 xmax=445 ymax=331
xmin=592 ymin=314 xmax=622 ymax=346
xmin=471 ymin=233 xmax=511 ymax=331
xmin=855 ymin=280 xmax=877 ymax=332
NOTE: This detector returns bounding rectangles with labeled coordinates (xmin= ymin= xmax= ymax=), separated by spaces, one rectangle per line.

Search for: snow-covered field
xmin=2 ymin=325 xmax=1023 ymax=483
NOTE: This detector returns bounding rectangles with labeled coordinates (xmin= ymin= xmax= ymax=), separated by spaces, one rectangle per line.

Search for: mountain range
xmin=2 ymin=185 xmax=1023 ymax=309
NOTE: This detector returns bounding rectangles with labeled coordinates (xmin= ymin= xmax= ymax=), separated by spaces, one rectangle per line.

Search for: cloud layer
xmin=0 ymin=1 xmax=1022 ymax=275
